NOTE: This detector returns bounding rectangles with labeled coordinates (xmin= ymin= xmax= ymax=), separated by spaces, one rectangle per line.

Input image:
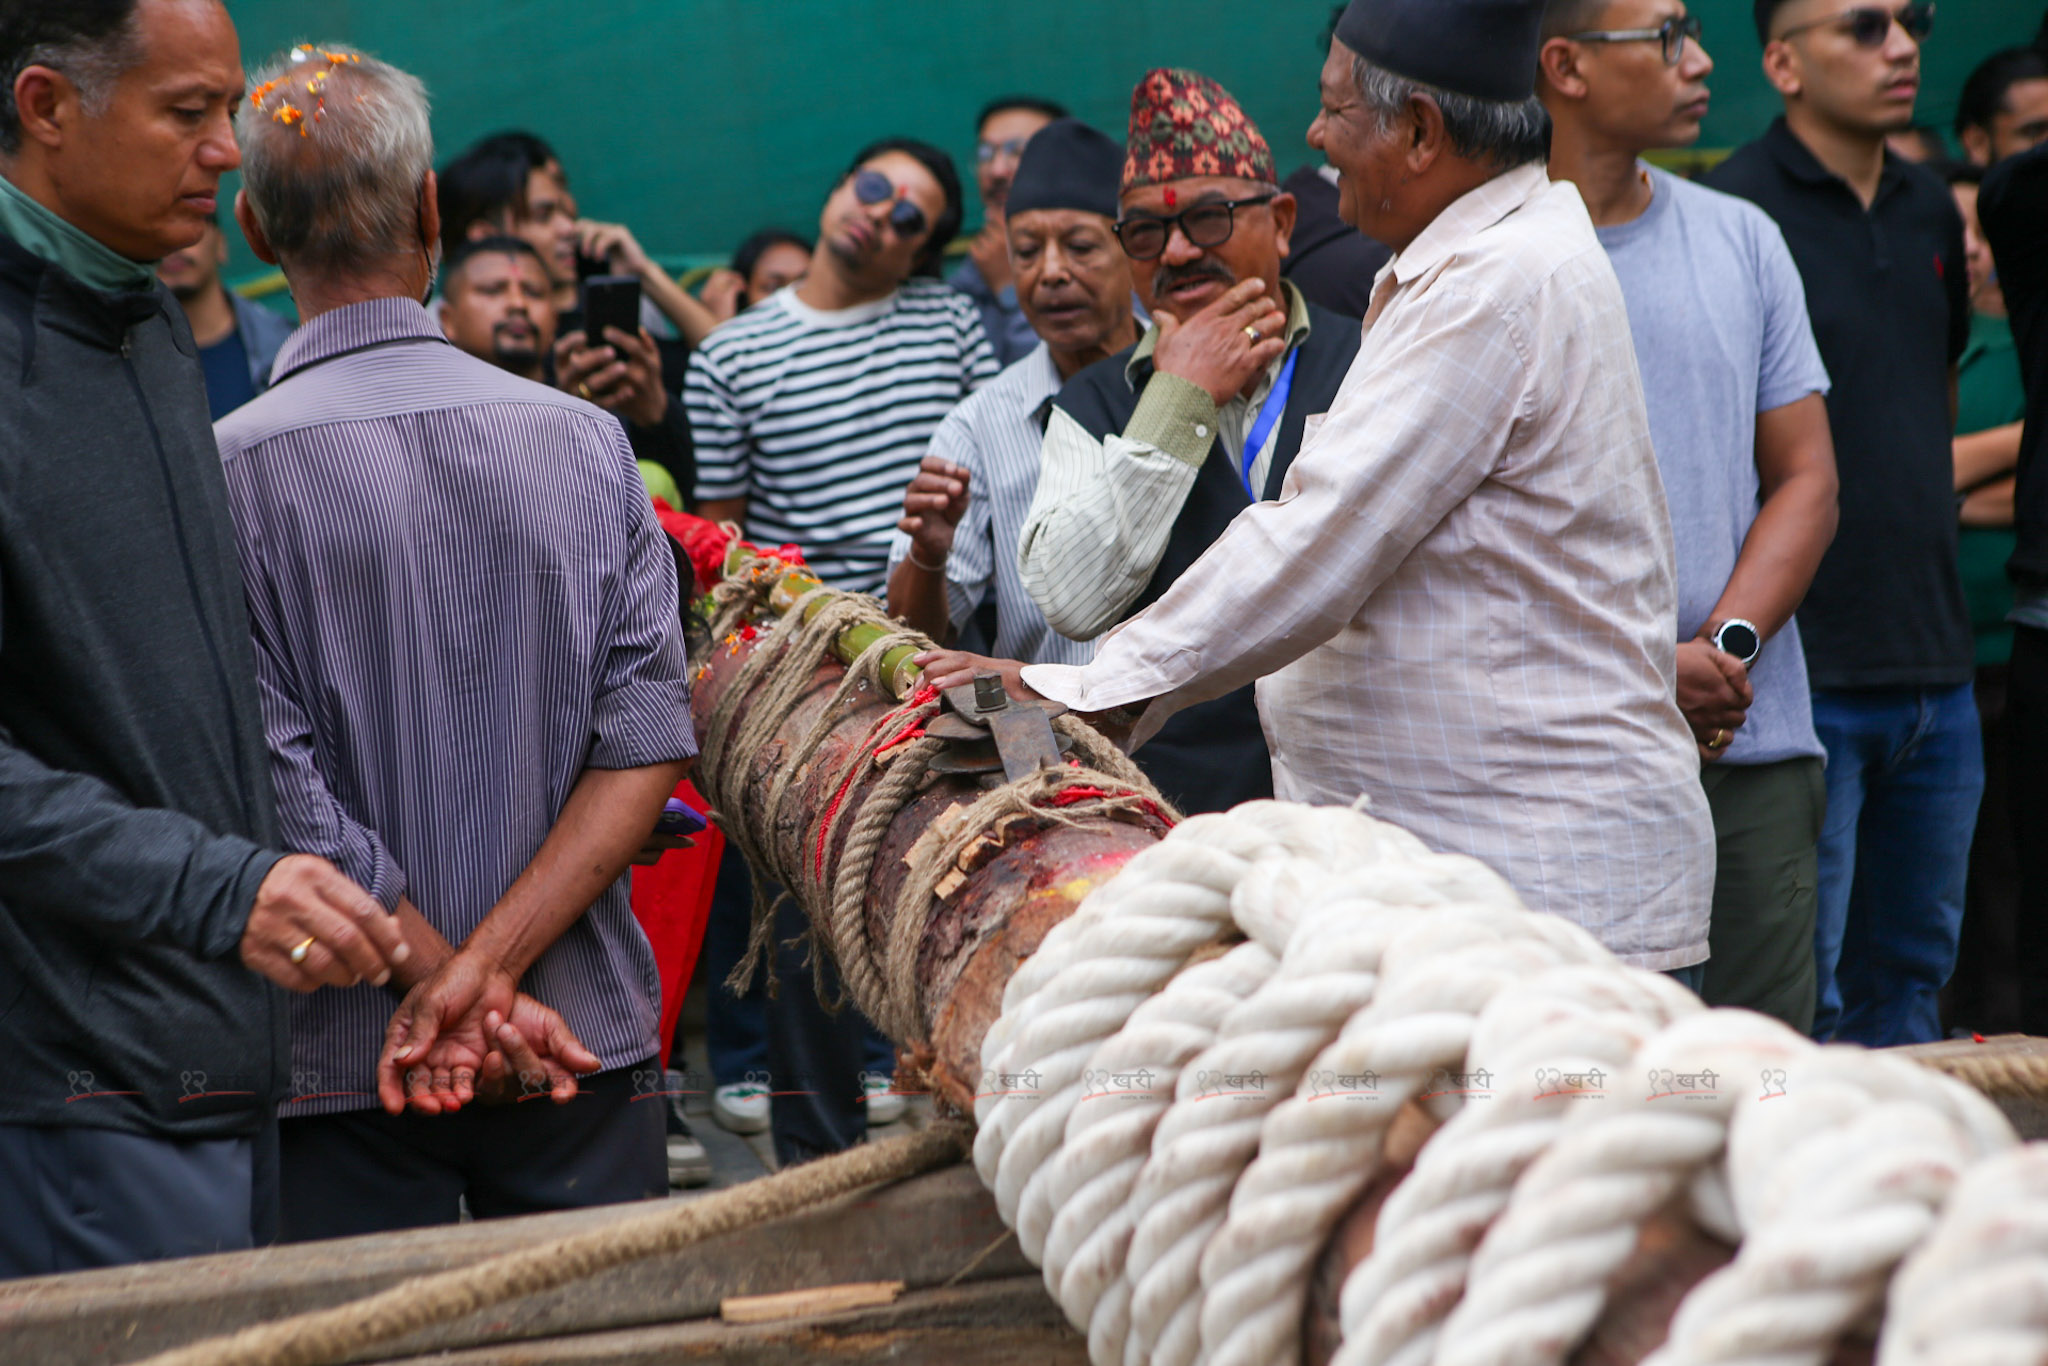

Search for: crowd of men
xmin=2 ymin=0 xmax=2047 ymax=1280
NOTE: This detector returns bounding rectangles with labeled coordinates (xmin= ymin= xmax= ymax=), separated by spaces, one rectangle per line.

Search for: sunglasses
xmin=1776 ymin=1 xmax=1934 ymax=48
xmin=851 ymin=168 xmax=929 ymax=239
xmin=1565 ymin=13 xmax=1704 ymax=66
xmin=1112 ymin=194 xmax=1275 ymax=262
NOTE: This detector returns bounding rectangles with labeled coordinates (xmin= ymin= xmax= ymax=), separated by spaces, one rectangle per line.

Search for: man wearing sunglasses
xmin=1009 ymin=68 xmax=1361 ymax=816
xmin=686 ymin=137 xmax=993 ymax=1164
xmin=951 ymin=95 xmax=1067 ymax=368
xmin=1540 ymin=1 xmax=1840 ymax=1029
xmin=1706 ymin=0 xmax=1975 ymax=1047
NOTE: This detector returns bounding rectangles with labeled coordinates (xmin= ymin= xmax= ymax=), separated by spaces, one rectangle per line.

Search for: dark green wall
xmin=220 ymin=0 xmax=2044 ymax=284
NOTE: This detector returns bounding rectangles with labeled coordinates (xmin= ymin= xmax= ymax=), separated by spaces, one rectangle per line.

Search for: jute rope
xmin=694 ymin=545 xmax=1177 ymax=1047
xmin=133 ymin=1121 xmax=970 ymax=1366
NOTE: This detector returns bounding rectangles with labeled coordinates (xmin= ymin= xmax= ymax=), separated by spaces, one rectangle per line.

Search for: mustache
xmin=1151 ymin=259 xmax=1235 ymax=294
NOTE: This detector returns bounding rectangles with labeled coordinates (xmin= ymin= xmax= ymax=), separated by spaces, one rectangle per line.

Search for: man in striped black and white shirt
xmin=886 ymin=118 xmax=1139 ymax=666
xmin=221 ymin=51 xmax=695 ymax=1239
xmin=687 ymin=138 xmax=997 ymax=595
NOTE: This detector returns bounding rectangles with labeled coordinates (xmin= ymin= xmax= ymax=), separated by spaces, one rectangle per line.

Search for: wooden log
xmin=691 ymin=557 xmax=1169 ymax=1112
xmin=0 ymin=1166 xmax=1028 ymax=1366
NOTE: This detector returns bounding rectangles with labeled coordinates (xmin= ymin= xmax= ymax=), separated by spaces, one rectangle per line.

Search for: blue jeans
xmin=1810 ymin=684 xmax=1983 ymax=1046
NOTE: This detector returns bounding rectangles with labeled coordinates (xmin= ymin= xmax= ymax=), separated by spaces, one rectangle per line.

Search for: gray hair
xmin=1350 ymin=53 xmax=1551 ymax=170
xmin=0 ymin=1 xmax=145 ymax=154
xmin=238 ymin=47 xmax=433 ymax=275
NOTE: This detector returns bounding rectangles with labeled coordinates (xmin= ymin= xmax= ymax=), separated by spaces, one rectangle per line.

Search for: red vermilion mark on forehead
xmin=1164 ymin=187 xmax=1177 ymax=208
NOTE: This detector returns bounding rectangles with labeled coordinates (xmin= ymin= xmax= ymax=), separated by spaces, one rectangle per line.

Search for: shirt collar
xmin=1761 ymin=115 xmax=1910 ymax=204
xmin=1126 ymin=277 xmax=1312 ymax=388
xmin=269 ymin=295 xmax=451 ymax=383
xmin=0 ymin=173 xmax=157 ymax=293
xmin=1384 ymin=161 xmax=1551 ymax=289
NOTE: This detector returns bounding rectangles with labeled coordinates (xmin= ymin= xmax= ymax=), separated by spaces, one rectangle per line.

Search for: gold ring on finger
xmin=577 ymin=382 xmax=593 ymax=400
xmin=1243 ymin=324 xmax=1261 ymax=342
xmin=289 ymin=935 xmax=317 ymax=965
xmin=1708 ymin=729 xmax=1729 ymax=749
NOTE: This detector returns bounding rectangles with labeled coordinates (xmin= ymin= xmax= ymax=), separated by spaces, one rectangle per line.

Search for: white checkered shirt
xmin=1021 ymin=164 xmax=1714 ymax=969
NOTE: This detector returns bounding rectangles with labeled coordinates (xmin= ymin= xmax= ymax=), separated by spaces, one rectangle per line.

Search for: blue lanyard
xmin=1237 ymin=347 xmax=1298 ymax=501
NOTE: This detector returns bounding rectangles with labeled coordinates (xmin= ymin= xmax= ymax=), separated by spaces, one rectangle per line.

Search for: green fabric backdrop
xmin=219 ymin=0 xmax=2044 ymax=285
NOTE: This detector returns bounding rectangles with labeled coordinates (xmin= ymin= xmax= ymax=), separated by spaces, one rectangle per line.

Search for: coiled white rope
xmin=960 ymin=799 xmax=2032 ymax=1366
xmin=1882 ymin=1144 xmax=2048 ymax=1366
xmin=1333 ymin=963 xmax=1702 ymax=1366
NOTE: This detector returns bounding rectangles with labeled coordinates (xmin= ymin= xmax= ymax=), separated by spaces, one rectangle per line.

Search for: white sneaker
xmin=712 ymin=1079 xmax=771 ymax=1134
xmin=862 ymin=1071 xmax=906 ymax=1126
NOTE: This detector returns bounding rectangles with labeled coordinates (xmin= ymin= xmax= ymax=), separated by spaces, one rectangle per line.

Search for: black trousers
xmin=278 ymin=1060 xmax=665 ymax=1242
xmin=764 ymin=884 xmax=869 ymax=1166
xmin=2008 ymin=626 xmax=2048 ymax=1034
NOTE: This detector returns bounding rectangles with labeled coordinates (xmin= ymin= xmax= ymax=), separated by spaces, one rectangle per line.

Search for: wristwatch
xmin=1710 ymin=618 xmax=1762 ymax=667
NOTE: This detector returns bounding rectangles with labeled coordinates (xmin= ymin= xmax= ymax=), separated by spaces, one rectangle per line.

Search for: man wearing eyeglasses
xmin=1539 ymin=1 xmax=1841 ymax=1028
xmin=1705 ymin=0 xmax=1975 ymax=1047
xmin=924 ymin=0 xmax=1713 ymax=975
xmin=951 ymin=96 xmax=1067 ymax=368
xmin=1012 ymin=68 xmax=1362 ymax=816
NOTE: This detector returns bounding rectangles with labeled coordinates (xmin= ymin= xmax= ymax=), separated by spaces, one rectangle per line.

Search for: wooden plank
xmin=0 ymin=1165 xmax=1029 ymax=1366
xmin=363 ymin=1277 xmax=1082 ymax=1365
xmin=721 ymin=1279 xmax=905 ymax=1324
xmin=1891 ymin=1033 xmax=2048 ymax=1140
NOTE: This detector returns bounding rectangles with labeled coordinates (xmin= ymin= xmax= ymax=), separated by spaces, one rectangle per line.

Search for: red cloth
xmin=629 ymin=779 xmax=723 ymax=1068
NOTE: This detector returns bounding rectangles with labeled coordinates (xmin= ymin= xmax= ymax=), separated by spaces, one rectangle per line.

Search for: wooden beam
xmin=0 ymin=1166 xmax=1029 ymax=1366
xmin=364 ymin=1278 xmax=1083 ymax=1365
xmin=721 ymin=1280 xmax=905 ymax=1324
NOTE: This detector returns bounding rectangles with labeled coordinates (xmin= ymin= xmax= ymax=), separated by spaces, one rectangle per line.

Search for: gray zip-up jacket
xmin=0 ymin=233 xmax=288 ymax=1139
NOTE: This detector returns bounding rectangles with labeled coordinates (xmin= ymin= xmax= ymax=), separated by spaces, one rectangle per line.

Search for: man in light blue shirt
xmin=1540 ymin=0 xmax=1841 ymax=1028
xmin=888 ymin=118 xmax=1140 ymax=665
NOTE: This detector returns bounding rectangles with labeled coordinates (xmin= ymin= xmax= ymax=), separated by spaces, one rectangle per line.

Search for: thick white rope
xmin=956 ymin=798 xmax=2036 ymax=1366
xmin=1187 ymin=906 xmax=1604 ymax=1366
xmin=1034 ymin=941 xmax=1277 ymax=1365
xmin=1882 ymin=1143 xmax=2048 ymax=1366
xmin=1331 ymin=963 xmax=1702 ymax=1366
xmin=1644 ymin=1047 xmax=2014 ymax=1366
xmin=1420 ymin=1008 xmax=1809 ymax=1366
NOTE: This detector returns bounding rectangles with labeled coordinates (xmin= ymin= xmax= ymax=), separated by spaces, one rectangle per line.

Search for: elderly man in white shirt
xmin=920 ymin=0 xmax=1714 ymax=975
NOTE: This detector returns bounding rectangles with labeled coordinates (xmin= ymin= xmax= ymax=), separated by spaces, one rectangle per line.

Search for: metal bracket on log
xmin=929 ymin=674 xmax=1070 ymax=784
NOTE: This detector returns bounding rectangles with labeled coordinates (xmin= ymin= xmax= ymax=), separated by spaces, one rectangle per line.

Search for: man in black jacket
xmin=0 ymin=0 xmax=406 ymax=1277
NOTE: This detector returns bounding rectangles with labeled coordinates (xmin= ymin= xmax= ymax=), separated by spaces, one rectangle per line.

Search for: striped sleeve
xmin=1016 ymin=405 xmax=1202 ymax=640
xmin=957 ymin=295 xmax=1000 ymax=392
xmin=684 ymin=339 xmax=750 ymax=503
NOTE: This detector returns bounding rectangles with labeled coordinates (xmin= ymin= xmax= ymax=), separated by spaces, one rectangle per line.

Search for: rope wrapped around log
xmin=691 ymin=539 xmax=1179 ymax=1050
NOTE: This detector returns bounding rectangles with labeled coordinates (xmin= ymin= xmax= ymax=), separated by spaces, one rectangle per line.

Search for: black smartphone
xmin=579 ymin=274 xmax=642 ymax=347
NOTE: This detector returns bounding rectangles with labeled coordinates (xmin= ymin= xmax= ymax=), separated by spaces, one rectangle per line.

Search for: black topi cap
xmin=1004 ymin=118 xmax=1124 ymax=221
xmin=1335 ymin=0 xmax=1547 ymax=104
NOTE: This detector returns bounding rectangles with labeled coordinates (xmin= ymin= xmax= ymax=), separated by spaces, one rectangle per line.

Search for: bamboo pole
xmin=714 ymin=543 xmax=925 ymax=698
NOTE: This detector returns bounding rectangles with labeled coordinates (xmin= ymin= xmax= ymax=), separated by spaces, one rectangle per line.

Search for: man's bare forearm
xmin=887 ymin=558 xmax=954 ymax=642
xmin=1955 ymin=421 xmax=2024 ymax=492
xmin=462 ymin=760 xmax=691 ymax=982
xmin=1704 ymin=396 xmax=1838 ymax=641
xmin=1707 ymin=466 xmax=1837 ymax=639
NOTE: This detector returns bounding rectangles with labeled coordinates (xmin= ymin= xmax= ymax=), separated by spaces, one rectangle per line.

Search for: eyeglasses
xmin=851 ymin=169 xmax=930 ymax=239
xmin=1112 ymin=194 xmax=1276 ymax=262
xmin=976 ymin=137 xmax=1031 ymax=164
xmin=1565 ymin=14 xmax=1704 ymax=65
xmin=1775 ymin=2 xmax=1934 ymax=48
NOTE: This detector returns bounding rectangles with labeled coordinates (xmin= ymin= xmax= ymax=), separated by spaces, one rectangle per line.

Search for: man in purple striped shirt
xmin=217 ymin=49 xmax=697 ymax=1239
